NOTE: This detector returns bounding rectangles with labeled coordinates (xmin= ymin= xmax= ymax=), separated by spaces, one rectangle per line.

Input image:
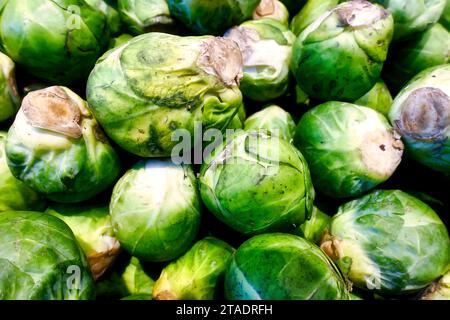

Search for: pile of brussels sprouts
xmin=0 ymin=0 xmax=449 ymax=301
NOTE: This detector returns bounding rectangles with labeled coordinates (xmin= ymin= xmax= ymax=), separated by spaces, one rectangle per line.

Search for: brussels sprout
xmin=199 ymin=130 xmax=314 ymax=235
xmin=388 ymin=65 xmax=450 ymax=174
xmin=225 ymin=19 xmax=296 ymax=102
xmin=420 ymin=271 xmax=450 ymax=300
xmin=371 ymin=0 xmax=447 ymax=41
xmin=118 ymin=0 xmax=175 ymax=35
xmin=153 ymin=237 xmax=234 ymax=300
xmin=87 ymin=33 xmax=244 ymax=157
xmin=5 ymin=86 xmax=121 ymax=203
xmin=354 ymin=80 xmax=393 ymax=117
xmin=244 ymin=105 xmax=296 ymax=142
xmin=295 ymin=102 xmax=403 ymax=198
xmin=253 ymin=0 xmax=290 ymax=26
xmin=110 ymin=159 xmax=201 ymax=262
xmin=0 ymin=52 xmax=20 ymax=122
xmin=96 ymin=256 xmax=155 ymax=299
xmin=294 ymin=206 xmax=330 ymax=244
xmin=225 ymin=233 xmax=349 ymax=300
xmin=46 ymin=203 xmax=121 ymax=280
xmin=0 ymin=132 xmax=45 ymax=212
xmin=321 ymin=190 xmax=450 ymax=295
xmin=290 ymin=0 xmax=340 ymax=36
xmin=441 ymin=0 xmax=450 ymax=30
xmin=0 ymin=211 xmax=95 ymax=300
xmin=0 ymin=0 xmax=114 ymax=84
xmin=384 ymin=24 xmax=450 ymax=92
xmin=108 ymin=33 xmax=134 ymax=49
xmin=291 ymin=0 xmax=394 ymax=101
xmin=167 ymin=0 xmax=261 ymax=35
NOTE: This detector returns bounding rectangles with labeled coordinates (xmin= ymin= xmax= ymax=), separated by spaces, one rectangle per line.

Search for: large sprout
xmin=87 ymin=33 xmax=244 ymax=157
xmin=167 ymin=0 xmax=261 ymax=35
xmin=321 ymin=190 xmax=450 ymax=295
xmin=110 ymin=159 xmax=201 ymax=262
xmin=199 ymin=130 xmax=315 ymax=235
xmin=0 ymin=212 xmax=95 ymax=300
xmin=5 ymin=86 xmax=121 ymax=203
xmin=225 ymin=19 xmax=296 ymax=102
xmin=244 ymin=105 xmax=296 ymax=142
xmin=225 ymin=233 xmax=349 ymax=300
xmin=370 ymin=0 xmax=447 ymax=41
xmin=294 ymin=102 xmax=404 ymax=198
xmin=384 ymin=24 xmax=450 ymax=92
xmin=153 ymin=237 xmax=234 ymax=300
xmin=118 ymin=0 xmax=175 ymax=35
xmin=0 ymin=52 xmax=20 ymax=122
xmin=291 ymin=0 xmax=394 ymax=101
xmin=0 ymin=0 xmax=116 ymax=84
xmin=46 ymin=203 xmax=121 ymax=280
xmin=0 ymin=132 xmax=45 ymax=212
xmin=388 ymin=65 xmax=450 ymax=174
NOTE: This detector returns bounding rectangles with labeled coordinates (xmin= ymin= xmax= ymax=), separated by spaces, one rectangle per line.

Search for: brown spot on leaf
xmin=396 ymin=87 xmax=450 ymax=142
xmin=22 ymin=86 xmax=83 ymax=139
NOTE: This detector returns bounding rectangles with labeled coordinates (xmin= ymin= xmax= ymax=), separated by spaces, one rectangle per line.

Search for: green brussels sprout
xmin=371 ymin=0 xmax=447 ymax=41
xmin=5 ymin=86 xmax=121 ymax=203
xmin=291 ymin=0 xmax=394 ymax=101
xmin=0 ymin=52 xmax=20 ymax=122
xmin=153 ymin=237 xmax=234 ymax=300
xmin=108 ymin=33 xmax=134 ymax=49
xmin=46 ymin=203 xmax=121 ymax=280
xmin=388 ymin=65 xmax=450 ymax=174
xmin=294 ymin=206 xmax=330 ymax=244
xmin=420 ymin=271 xmax=450 ymax=300
xmin=225 ymin=233 xmax=349 ymax=300
xmin=225 ymin=19 xmax=295 ymax=102
xmin=167 ymin=0 xmax=261 ymax=35
xmin=280 ymin=0 xmax=307 ymax=13
xmin=96 ymin=256 xmax=155 ymax=299
xmin=354 ymin=80 xmax=393 ymax=117
xmin=110 ymin=159 xmax=201 ymax=262
xmin=253 ymin=0 xmax=290 ymax=26
xmin=244 ymin=105 xmax=296 ymax=142
xmin=199 ymin=130 xmax=315 ymax=235
xmin=295 ymin=102 xmax=403 ymax=198
xmin=440 ymin=0 xmax=450 ymax=30
xmin=290 ymin=0 xmax=340 ymax=36
xmin=87 ymin=33 xmax=244 ymax=157
xmin=0 ymin=132 xmax=45 ymax=212
xmin=321 ymin=190 xmax=450 ymax=295
xmin=0 ymin=211 xmax=95 ymax=300
xmin=384 ymin=24 xmax=450 ymax=92
xmin=85 ymin=0 xmax=122 ymax=35
xmin=0 ymin=0 xmax=114 ymax=84
xmin=118 ymin=0 xmax=175 ymax=35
